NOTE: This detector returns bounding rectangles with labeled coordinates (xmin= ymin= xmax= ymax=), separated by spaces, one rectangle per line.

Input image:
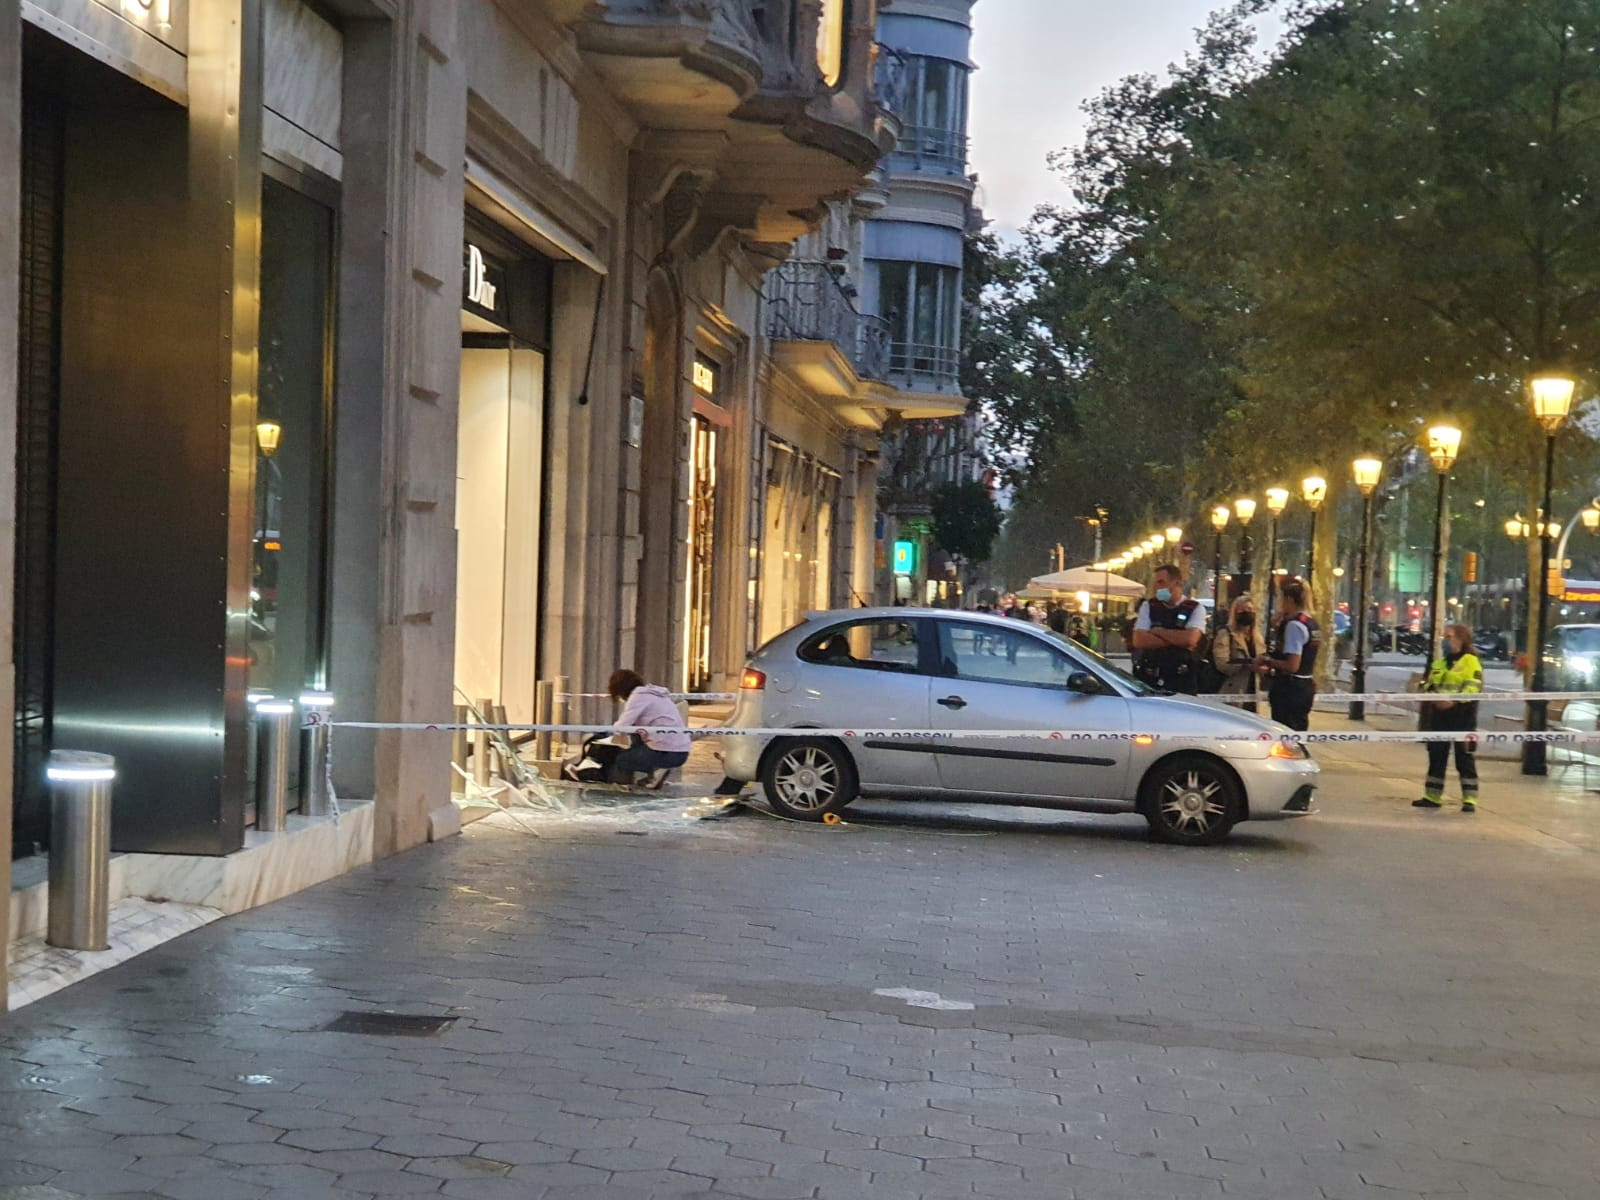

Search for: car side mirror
xmin=1067 ymin=672 xmax=1099 ymax=695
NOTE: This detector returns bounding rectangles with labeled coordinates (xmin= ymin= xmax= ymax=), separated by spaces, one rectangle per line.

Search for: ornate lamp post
xmin=1233 ymin=496 xmax=1257 ymax=597
xmin=1424 ymin=423 xmax=1463 ymax=663
xmin=1210 ymin=506 xmax=1230 ymax=631
xmin=1302 ymin=475 xmax=1327 ymax=578
xmin=1350 ymin=456 xmax=1384 ymax=721
xmin=1524 ymin=370 xmax=1578 ymax=775
xmin=1264 ymin=487 xmax=1290 ymax=625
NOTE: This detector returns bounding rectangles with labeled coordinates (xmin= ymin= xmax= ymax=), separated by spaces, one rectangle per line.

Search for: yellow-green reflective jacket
xmin=1427 ymin=652 xmax=1484 ymax=695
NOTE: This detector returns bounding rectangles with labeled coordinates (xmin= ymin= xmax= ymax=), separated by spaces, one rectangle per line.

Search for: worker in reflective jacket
xmin=1414 ymin=622 xmax=1483 ymax=812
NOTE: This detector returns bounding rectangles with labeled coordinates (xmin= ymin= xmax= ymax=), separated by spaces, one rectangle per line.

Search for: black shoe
xmin=1461 ymin=800 xmax=1477 ymax=813
xmin=1412 ymin=797 xmax=1443 ymax=808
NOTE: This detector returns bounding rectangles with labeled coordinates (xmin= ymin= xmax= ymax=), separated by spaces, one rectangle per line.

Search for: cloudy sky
xmin=968 ymin=0 xmax=1286 ymax=236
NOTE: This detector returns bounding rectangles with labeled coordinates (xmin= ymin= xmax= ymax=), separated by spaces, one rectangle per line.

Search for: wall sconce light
xmin=256 ymin=420 xmax=283 ymax=458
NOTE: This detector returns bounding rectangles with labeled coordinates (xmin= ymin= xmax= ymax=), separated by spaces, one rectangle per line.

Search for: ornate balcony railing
xmin=768 ymin=262 xmax=892 ymax=383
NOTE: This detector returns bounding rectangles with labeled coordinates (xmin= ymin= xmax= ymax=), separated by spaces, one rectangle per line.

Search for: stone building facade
xmin=0 ymin=0 xmax=975 ymax=1008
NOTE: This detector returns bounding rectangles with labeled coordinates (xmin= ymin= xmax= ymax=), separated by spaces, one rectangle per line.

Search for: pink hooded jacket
xmin=614 ymin=684 xmax=691 ymax=753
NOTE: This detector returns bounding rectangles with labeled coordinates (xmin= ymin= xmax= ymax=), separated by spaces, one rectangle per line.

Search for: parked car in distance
xmin=1542 ymin=624 xmax=1600 ymax=691
xmin=723 ymin=608 xmax=1320 ymax=846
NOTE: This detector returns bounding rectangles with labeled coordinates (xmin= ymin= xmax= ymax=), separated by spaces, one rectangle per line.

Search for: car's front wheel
xmin=1140 ymin=754 xmax=1242 ymax=846
xmin=760 ymin=738 xmax=859 ymax=821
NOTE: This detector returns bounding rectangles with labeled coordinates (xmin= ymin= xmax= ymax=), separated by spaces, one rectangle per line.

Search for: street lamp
xmin=1233 ymin=497 xmax=1257 ymax=597
xmin=1301 ymin=475 xmax=1327 ymax=578
xmin=1524 ymin=369 xmax=1578 ymax=776
xmin=1424 ymin=423 xmax=1463 ymax=663
xmin=1264 ymin=487 xmax=1290 ymax=625
xmin=1350 ymin=456 xmax=1383 ymax=721
xmin=1210 ymin=506 xmax=1230 ymax=631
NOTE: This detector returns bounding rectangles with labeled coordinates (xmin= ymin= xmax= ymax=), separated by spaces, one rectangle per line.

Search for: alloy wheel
xmin=772 ymin=746 xmax=839 ymax=813
xmin=1158 ymin=769 xmax=1228 ymax=836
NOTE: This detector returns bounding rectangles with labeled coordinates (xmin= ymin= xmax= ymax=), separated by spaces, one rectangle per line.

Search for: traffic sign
xmin=1179 ymin=540 xmax=1196 ymax=555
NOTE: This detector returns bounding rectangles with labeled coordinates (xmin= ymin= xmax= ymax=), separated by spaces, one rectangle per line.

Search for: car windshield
xmin=1558 ymin=627 xmax=1600 ymax=654
xmin=1036 ymin=626 xmax=1159 ymax=696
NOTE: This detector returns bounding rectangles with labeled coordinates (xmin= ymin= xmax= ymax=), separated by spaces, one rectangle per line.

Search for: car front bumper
xmin=1235 ymin=755 xmax=1320 ymax=820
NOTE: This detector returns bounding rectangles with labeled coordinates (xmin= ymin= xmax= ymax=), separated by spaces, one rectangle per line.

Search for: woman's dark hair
xmin=608 ymin=668 xmax=645 ymax=702
xmin=1280 ymin=579 xmax=1308 ymax=608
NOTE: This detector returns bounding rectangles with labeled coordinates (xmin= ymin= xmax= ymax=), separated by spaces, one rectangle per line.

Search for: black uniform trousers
xmin=1267 ymin=675 xmax=1316 ymax=732
xmin=1423 ymin=705 xmax=1479 ymax=798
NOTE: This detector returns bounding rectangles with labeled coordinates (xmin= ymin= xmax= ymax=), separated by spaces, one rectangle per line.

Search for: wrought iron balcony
xmin=768 ymin=262 xmax=891 ymax=382
xmin=889 ymin=341 xmax=961 ymax=387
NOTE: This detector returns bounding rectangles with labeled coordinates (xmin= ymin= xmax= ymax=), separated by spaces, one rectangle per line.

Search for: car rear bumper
xmin=722 ymin=733 xmax=766 ymax=782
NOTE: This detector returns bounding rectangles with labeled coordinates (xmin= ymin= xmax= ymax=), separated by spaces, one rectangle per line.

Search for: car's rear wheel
xmin=1141 ymin=754 xmax=1242 ymax=846
xmin=760 ymin=738 xmax=858 ymax=821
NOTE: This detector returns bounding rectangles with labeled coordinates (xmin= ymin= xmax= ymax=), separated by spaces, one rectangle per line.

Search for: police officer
xmin=1413 ymin=622 xmax=1482 ymax=812
xmin=1254 ymin=578 xmax=1319 ymax=730
xmin=1131 ymin=563 xmax=1203 ymax=693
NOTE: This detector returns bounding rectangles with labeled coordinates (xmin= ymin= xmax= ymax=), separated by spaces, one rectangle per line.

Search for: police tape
xmin=1234 ymin=690 xmax=1600 ymax=705
xmin=327 ymin=720 xmax=1599 ymax=746
xmin=557 ymin=692 xmax=737 ymax=702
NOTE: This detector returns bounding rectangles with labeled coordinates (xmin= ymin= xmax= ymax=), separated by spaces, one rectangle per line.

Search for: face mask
xmin=1155 ymin=588 xmax=1173 ymax=603
xmin=1236 ymin=613 xmax=1255 ymax=628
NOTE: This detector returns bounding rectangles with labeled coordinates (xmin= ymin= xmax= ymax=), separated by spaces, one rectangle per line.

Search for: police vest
xmin=1141 ymin=598 xmax=1201 ymax=659
xmin=1276 ymin=613 xmax=1321 ymax=678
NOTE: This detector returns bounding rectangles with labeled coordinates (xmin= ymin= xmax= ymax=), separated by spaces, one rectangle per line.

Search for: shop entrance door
xmin=685 ymin=416 xmax=718 ymax=692
xmin=455 ymin=325 xmax=545 ymax=726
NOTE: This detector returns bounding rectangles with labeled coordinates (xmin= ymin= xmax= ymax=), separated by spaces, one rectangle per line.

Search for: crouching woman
xmin=607 ymin=669 xmax=691 ymax=785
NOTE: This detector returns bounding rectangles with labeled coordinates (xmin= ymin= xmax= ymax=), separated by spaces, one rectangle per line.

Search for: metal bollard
xmin=534 ymin=680 xmax=554 ymax=762
xmin=450 ymin=703 xmax=469 ymax=795
xmin=46 ymin=750 xmax=115 ymax=951
xmin=553 ymin=675 xmax=569 ymax=759
xmin=299 ymin=691 xmax=334 ymax=817
xmin=255 ymin=701 xmax=295 ymax=832
xmin=473 ymin=697 xmax=494 ymax=787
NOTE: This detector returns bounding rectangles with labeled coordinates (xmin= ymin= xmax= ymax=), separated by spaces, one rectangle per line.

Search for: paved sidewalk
xmin=2 ymin=735 xmax=1599 ymax=1199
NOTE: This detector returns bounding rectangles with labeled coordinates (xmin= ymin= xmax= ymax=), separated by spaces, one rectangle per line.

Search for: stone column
xmin=374 ymin=0 xmax=468 ymax=855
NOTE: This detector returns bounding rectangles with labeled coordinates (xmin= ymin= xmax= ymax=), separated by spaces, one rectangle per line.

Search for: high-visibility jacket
xmin=1427 ymin=651 xmax=1484 ymax=695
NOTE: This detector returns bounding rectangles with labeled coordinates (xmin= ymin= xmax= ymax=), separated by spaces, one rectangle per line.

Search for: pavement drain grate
xmin=323 ymin=1011 xmax=457 ymax=1037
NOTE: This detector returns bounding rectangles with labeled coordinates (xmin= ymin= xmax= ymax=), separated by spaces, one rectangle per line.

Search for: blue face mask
xmin=1155 ymin=588 xmax=1173 ymax=603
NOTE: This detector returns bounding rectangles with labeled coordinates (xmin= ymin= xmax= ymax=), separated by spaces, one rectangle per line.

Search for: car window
xmin=937 ymin=621 xmax=1075 ymax=688
xmin=798 ymin=619 xmax=922 ymax=673
xmin=1040 ymin=627 xmax=1157 ymax=696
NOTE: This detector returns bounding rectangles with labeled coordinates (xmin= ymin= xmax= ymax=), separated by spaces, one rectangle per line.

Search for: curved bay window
xmin=889 ymin=54 xmax=968 ymax=169
xmin=874 ymin=259 xmax=961 ymax=387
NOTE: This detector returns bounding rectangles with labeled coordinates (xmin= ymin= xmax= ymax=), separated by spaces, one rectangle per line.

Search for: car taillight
xmin=740 ymin=669 xmax=766 ymax=691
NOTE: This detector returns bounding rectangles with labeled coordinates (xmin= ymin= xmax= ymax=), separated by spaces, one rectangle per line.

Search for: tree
xmin=930 ymin=481 xmax=1003 ymax=566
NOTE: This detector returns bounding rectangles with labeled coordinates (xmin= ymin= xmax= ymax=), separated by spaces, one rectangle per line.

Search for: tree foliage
xmin=977 ymin=0 xmax=1600 ymax=617
xmin=930 ymin=480 xmax=1003 ymax=565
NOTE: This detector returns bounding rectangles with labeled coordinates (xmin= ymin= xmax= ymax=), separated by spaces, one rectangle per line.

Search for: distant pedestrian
xmin=1414 ymin=623 xmax=1482 ymax=812
xmin=1253 ymin=579 xmax=1320 ymax=731
xmin=1131 ymin=563 xmax=1203 ymax=694
xmin=1213 ymin=594 xmax=1265 ymax=713
xmin=1046 ymin=604 xmax=1070 ymax=636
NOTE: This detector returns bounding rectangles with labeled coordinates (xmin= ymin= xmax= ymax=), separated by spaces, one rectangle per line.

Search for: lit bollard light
xmin=46 ymin=750 xmax=116 ymax=951
xmin=299 ymin=691 xmax=334 ymax=817
xmin=255 ymin=701 xmax=295 ymax=832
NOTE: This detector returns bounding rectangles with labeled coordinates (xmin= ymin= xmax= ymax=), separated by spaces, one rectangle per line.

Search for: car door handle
xmin=937 ymin=695 xmax=967 ymax=710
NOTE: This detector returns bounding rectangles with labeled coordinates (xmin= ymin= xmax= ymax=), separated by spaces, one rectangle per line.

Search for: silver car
xmin=723 ymin=608 xmax=1319 ymax=845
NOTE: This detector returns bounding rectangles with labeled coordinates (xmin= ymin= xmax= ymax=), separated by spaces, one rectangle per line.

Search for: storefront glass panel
xmin=254 ymin=176 xmax=335 ymax=702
